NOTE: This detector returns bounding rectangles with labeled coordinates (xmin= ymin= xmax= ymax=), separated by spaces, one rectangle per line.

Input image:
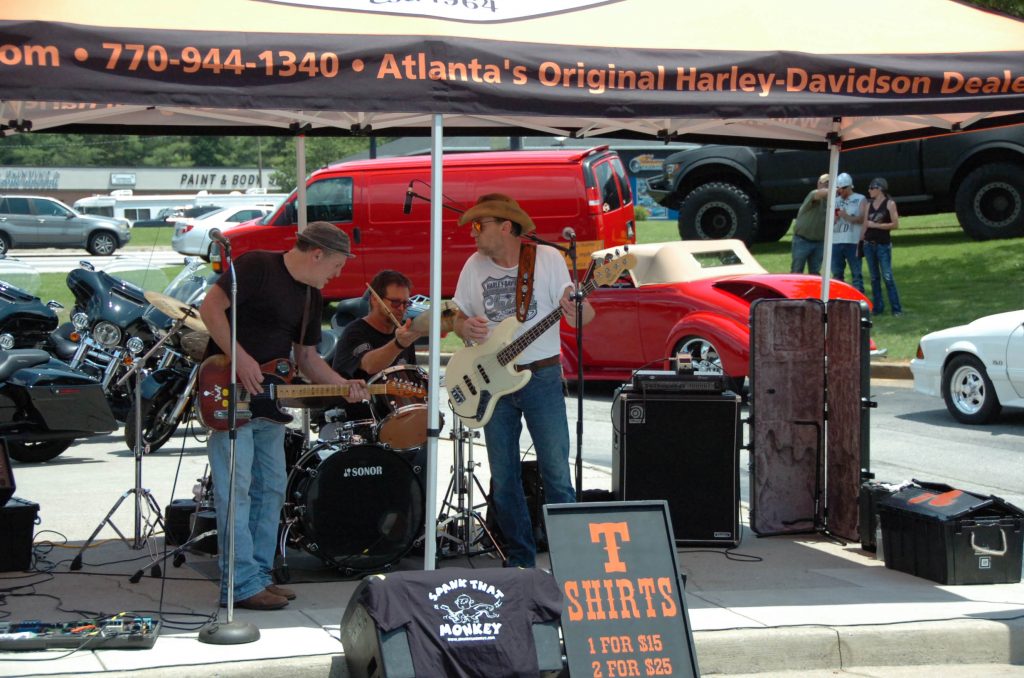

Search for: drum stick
xmin=366 ymin=283 xmax=403 ymax=330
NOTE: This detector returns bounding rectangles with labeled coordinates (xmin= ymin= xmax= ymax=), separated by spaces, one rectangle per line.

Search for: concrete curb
xmin=693 ymin=617 xmax=1024 ymax=674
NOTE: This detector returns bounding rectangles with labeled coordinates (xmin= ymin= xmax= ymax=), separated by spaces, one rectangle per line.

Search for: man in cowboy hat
xmin=452 ymin=193 xmax=595 ymax=568
xmin=200 ymin=220 xmax=369 ymax=610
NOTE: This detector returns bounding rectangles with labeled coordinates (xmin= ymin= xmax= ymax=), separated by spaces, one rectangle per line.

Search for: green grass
xmin=637 ymin=214 xmax=1024 ymax=361
xmin=29 ymin=216 xmax=1024 ymax=362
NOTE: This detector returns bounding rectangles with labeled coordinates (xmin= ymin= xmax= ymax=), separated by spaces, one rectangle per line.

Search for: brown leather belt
xmin=514 ymin=355 xmax=561 ymax=373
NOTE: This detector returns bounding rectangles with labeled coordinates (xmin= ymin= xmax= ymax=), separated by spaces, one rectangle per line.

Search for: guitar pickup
xmin=461 ymin=374 xmax=478 ymax=396
xmin=475 ymin=364 xmax=490 ymax=384
xmin=213 ymin=411 xmax=253 ymax=420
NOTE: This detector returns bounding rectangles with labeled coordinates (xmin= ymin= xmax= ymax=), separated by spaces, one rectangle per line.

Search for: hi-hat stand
xmin=436 ymin=415 xmax=505 ymax=561
xmin=71 ymin=315 xmax=194 ymax=570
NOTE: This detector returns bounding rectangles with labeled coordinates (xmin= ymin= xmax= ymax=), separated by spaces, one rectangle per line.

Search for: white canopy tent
xmin=3 ymin=0 xmax=1024 ymax=569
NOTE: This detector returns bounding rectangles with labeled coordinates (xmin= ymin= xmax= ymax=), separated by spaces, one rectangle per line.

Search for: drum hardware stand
xmin=198 ymin=235 xmax=259 ymax=646
xmin=71 ymin=316 xmax=193 ymax=570
xmin=436 ymin=416 xmax=505 ymax=561
xmin=129 ymin=467 xmax=218 ymax=580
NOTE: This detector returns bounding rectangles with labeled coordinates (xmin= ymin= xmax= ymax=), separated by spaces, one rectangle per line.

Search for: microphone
xmin=403 ymin=181 xmax=415 ymax=214
xmin=208 ymin=228 xmax=231 ymax=251
xmin=562 ymin=227 xmax=577 ymax=241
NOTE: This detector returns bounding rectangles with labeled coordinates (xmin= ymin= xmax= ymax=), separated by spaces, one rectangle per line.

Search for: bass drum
xmin=284 ymin=442 xmax=423 ymax=573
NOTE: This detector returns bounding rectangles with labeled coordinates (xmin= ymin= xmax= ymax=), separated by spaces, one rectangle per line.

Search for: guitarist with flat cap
xmin=199 ymin=220 xmax=369 ymax=611
xmin=452 ymin=194 xmax=595 ymax=569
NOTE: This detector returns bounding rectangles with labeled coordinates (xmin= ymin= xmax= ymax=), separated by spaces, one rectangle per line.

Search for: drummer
xmin=331 ymin=269 xmax=425 ymax=421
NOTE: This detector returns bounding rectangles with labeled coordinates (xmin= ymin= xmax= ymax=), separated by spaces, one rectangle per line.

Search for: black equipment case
xmin=0 ymin=497 xmax=39 ymax=571
xmin=878 ymin=482 xmax=1023 ymax=585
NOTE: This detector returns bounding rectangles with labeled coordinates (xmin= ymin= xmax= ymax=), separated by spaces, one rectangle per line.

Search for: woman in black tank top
xmin=863 ymin=177 xmax=903 ymax=316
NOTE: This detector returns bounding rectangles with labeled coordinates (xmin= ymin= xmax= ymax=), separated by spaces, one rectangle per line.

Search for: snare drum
xmin=368 ymin=365 xmax=428 ymax=450
xmin=282 ymin=441 xmax=423 ymax=572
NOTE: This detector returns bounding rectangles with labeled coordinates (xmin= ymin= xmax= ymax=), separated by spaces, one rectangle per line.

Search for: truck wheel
xmin=941 ymin=354 xmax=1001 ymax=424
xmin=0 ymin=233 xmax=9 ymax=255
xmin=955 ymin=163 xmax=1024 ymax=240
xmin=678 ymin=183 xmax=759 ymax=242
xmin=8 ymin=438 xmax=74 ymax=463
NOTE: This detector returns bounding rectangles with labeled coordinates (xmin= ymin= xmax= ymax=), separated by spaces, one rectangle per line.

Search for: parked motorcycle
xmin=0 ymin=348 xmax=118 ymax=462
xmin=125 ymin=258 xmax=214 ymax=452
xmin=0 ymin=258 xmax=67 ymax=352
xmin=65 ymin=261 xmax=162 ymax=422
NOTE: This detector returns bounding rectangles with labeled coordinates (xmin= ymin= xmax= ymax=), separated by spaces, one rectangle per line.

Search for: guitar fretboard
xmin=495 ymin=277 xmax=599 ymax=367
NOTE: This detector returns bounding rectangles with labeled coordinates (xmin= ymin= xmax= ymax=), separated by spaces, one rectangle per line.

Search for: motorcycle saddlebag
xmin=10 ymin=360 xmax=117 ymax=435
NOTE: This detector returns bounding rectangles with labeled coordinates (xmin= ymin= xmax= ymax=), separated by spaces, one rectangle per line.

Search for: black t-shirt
xmin=210 ymin=251 xmax=321 ymax=364
xmin=333 ymin=318 xmax=417 ymax=380
xmin=332 ymin=318 xmax=417 ymax=420
xmin=359 ymin=568 xmax=562 ymax=678
xmin=864 ymin=198 xmax=893 ymax=245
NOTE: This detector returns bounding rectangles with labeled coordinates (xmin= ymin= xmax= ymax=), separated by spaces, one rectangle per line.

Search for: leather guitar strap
xmin=515 ymin=241 xmax=537 ymax=322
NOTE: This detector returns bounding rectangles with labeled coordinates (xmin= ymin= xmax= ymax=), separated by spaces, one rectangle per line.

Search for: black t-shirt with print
xmin=210 ymin=251 xmax=321 ymax=364
xmin=360 ymin=568 xmax=562 ymax=678
xmin=332 ymin=317 xmax=417 ymax=420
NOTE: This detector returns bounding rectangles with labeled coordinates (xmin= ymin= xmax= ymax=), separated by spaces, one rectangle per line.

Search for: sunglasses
xmin=869 ymin=185 xmax=882 ymax=190
xmin=470 ymin=218 xmax=502 ymax=233
xmin=384 ymin=297 xmax=413 ymax=309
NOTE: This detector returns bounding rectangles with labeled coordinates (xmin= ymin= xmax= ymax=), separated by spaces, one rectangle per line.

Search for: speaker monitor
xmin=0 ymin=439 xmax=13 ymax=505
xmin=612 ymin=388 xmax=740 ymax=546
xmin=340 ymin=573 xmax=565 ymax=678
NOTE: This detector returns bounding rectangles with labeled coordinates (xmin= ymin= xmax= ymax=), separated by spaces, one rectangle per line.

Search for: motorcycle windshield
xmin=0 ymin=258 xmax=42 ymax=297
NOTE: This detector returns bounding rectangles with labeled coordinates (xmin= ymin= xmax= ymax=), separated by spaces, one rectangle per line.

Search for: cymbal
xmin=144 ymin=290 xmax=207 ymax=332
xmin=410 ymin=300 xmax=458 ymax=335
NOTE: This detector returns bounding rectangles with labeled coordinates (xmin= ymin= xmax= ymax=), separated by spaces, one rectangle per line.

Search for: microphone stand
xmin=523 ymin=232 xmax=585 ymax=500
xmin=199 ymin=242 xmax=259 ymax=645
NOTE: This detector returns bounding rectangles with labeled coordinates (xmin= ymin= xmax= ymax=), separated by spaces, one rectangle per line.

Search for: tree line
xmin=0 ymin=135 xmax=377 ymax=193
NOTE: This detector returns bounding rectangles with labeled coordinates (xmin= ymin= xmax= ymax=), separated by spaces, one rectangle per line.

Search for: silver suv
xmin=0 ymin=195 xmax=131 ymax=256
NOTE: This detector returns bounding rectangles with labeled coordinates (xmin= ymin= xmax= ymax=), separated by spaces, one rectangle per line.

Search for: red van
xmin=223 ymin=147 xmax=637 ymax=301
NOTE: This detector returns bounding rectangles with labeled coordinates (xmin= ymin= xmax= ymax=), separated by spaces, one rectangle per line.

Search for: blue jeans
xmin=791 ymin=235 xmax=824 ymax=274
xmin=862 ymin=241 xmax=902 ymax=315
xmin=831 ymin=243 xmax=865 ymax=293
xmin=208 ymin=419 xmax=286 ymax=603
xmin=482 ymin=364 xmax=575 ymax=568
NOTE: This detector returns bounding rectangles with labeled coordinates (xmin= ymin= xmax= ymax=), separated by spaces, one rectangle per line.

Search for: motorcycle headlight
xmin=93 ymin=321 xmax=122 ymax=348
xmin=126 ymin=336 xmax=146 ymax=355
xmin=0 ymin=333 xmax=14 ymax=350
xmin=72 ymin=312 xmax=90 ymax=330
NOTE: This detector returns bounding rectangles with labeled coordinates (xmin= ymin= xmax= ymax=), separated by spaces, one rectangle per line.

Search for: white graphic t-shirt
xmin=453 ymin=245 xmax=572 ymax=365
xmin=832 ymin=192 xmax=866 ymax=245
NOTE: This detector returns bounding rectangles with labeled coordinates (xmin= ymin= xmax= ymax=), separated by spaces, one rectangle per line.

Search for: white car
xmin=910 ymin=309 xmax=1024 ymax=424
xmin=171 ymin=205 xmax=271 ymax=258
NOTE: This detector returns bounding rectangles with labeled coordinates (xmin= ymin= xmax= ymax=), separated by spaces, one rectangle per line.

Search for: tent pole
xmin=295 ymin=134 xmax=307 ymax=233
xmin=821 ymin=129 xmax=841 ymax=303
xmin=423 ymin=114 xmax=443 ymax=570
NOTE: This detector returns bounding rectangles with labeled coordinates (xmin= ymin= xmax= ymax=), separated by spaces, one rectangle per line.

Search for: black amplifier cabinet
xmin=612 ymin=387 xmax=741 ymax=546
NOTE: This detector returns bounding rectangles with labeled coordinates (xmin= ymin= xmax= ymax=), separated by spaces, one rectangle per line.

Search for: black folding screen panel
xmin=749 ymin=299 xmax=870 ymax=541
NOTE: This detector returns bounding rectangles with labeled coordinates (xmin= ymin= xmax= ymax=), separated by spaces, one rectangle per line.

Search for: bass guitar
xmin=446 ymin=251 xmax=634 ymax=428
xmin=196 ymin=355 xmax=425 ymax=431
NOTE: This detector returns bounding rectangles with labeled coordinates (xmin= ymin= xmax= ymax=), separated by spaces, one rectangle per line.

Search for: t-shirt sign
xmin=545 ymin=501 xmax=700 ymax=678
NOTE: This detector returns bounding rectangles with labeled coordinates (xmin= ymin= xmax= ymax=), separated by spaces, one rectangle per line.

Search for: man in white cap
xmin=830 ymin=172 xmax=866 ymax=293
xmin=452 ymin=193 xmax=594 ymax=568
xmin=200 ymin=220 xmax=369 ymax=610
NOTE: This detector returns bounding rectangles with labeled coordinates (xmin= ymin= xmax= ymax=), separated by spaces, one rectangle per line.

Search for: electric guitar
xmin=196 ymin=355 xmax=425 ymax=431
xmin=446 ymin=251 xmax=635 ymax=428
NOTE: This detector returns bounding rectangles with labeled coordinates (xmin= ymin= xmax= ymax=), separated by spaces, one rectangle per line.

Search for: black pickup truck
xmin=645 ymin=127 xmax=1024 ymax=243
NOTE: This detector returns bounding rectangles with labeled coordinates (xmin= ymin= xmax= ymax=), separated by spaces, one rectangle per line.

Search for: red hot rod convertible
xmin=559 ymin=239 xmax=872 ymax=387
